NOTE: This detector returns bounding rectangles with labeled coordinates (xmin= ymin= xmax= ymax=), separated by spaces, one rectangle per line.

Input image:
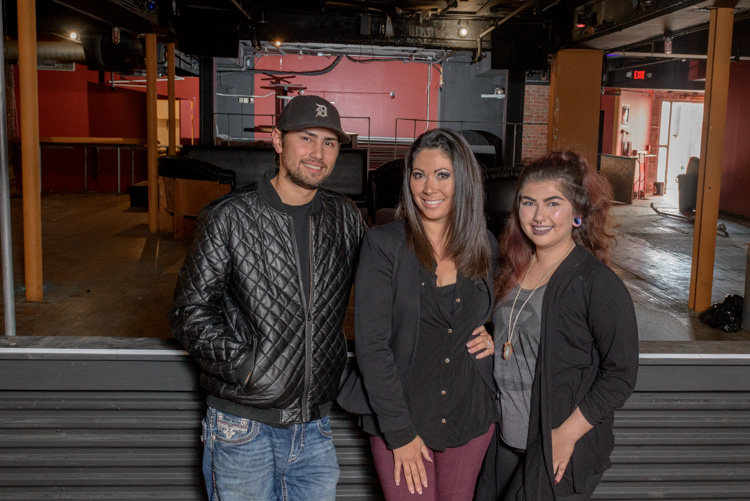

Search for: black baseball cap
xmin=277 ymin=95 xmax=351 ymax=145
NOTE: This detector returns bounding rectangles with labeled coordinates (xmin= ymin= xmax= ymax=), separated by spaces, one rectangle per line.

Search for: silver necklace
xmin=502 ymin=245 xmax=574 ymax=360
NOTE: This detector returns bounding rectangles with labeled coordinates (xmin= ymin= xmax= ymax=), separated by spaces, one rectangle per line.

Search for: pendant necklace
xmin=503 ymin=244 xmax=574 ymax=360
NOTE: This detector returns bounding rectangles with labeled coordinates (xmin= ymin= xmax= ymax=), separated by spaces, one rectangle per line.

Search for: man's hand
xmin=393 ymin=436 xmax=432 ymax=494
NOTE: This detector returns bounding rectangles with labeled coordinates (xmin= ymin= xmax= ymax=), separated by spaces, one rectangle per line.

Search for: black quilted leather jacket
xmin=170 ymin=173 xmax=366 ymax=425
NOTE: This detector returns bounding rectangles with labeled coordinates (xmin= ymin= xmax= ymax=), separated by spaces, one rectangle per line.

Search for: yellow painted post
xmin=548 ymin=49 xmax=603 ymax=165
xmin=146 ymin=34 xmax=158 ymax=233
xmin=167 ymin=42 xmax=176 ymax=156
xmin=689 ymin=8 xmax=734 ymax=312
xmin=17 ymin=0 xmax=43 ymax=301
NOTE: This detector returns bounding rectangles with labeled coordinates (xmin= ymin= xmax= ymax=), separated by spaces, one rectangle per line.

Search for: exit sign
xmin=626 ymin=70 xmax=652 ymax=80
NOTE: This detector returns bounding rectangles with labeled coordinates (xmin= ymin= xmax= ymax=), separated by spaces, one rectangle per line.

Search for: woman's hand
xmin=392 ymin=436 xmax=433 ymax=494
xmin=551 ymin=427 xmax=576 ymax=484
xmin=467 ymin=325 xmax=495 ymax=359
xmin=551 ymin=407 xmax=593 ymax=484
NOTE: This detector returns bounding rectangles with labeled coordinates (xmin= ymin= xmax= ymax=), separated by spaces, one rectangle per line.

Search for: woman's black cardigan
xmin=518 ymin=245 xmax=639 ymax=499
xmin=337 ymin=220 xmax=498 ymax=447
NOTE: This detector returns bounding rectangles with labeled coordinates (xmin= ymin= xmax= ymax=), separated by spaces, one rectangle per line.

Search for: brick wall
xmin=522 ymin=84 xmax=550 ymax=162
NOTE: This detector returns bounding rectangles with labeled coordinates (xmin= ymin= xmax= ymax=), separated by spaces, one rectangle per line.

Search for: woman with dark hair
xmin=478 ymin=150 xmax=639 ymax=500
xmin=338 ymin=128 xmax=498 ymax=500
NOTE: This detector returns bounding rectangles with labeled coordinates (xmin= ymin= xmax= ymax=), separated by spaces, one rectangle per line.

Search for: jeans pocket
xmin=316 ymin=416 xmax=334 ymax=439
xmin=213 ymin=410 xmax=260 ymax=445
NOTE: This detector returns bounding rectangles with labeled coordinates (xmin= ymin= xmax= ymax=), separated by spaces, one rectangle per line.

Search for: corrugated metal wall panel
xmin=592 ymin=360 xmax=750 ymax=500
xmin=0 ymin=342 xmax=384 ymax=500
xmin=1 ymin=340 xmax=750 ymax=500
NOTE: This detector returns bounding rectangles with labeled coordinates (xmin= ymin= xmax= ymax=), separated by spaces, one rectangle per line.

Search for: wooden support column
xmin=167 ymin=42 xmax=176 ymax=156
xmin=548 ymin=49 xmax=603 ymax=166
xmin=146 ymin=34 xmax=158 ymax=233
xmin=689 ymin=8 xmax=734 ymax=312
xmin=17 ymin=0 xmax=43 ymax=301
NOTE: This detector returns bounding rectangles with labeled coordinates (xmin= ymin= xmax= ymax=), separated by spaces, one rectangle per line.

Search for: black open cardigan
xmin=489 ymin=245 xmax=639 ymax=500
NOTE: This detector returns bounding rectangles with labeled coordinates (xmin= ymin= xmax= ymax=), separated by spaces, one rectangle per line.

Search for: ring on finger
xmin=486 ymin=340 xmax=492 ymax=349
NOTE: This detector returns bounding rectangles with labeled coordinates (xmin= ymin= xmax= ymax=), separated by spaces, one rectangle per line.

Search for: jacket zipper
xmin=288 ymin=213 xmax=314 ymax=422
xmin=303 ymin=216 xmax=315 ymax=422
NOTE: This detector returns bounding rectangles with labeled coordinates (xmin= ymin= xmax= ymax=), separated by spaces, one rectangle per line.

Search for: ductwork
xmin=4 ymin=41 xmax=86 ymax=63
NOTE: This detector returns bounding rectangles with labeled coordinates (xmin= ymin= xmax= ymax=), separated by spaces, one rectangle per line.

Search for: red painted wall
xmin=251 ymin=55 xmax=440 ymax=139
xmin=26 ymin=64 xmax=200 ymax=142
xmin=720 ymin=61 xmax=750 ymax=218
xmin=15 ymin=64 xmax=200 ymax=192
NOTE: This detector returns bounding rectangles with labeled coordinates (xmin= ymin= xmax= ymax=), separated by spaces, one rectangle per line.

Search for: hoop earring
xmin=573 ymin=217 xmax=582 ymax=227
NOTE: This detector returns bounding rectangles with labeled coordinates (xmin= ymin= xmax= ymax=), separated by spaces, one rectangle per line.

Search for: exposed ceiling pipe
xmin=229 ymin=0 xmax=253 ymax=22
xmin=472 ymin=0 xmax=540 ymax=63
xmin=608 ymin=51 xmax=750 ymax=61
xmin=4 ymin=41 xmax=86 ymax=63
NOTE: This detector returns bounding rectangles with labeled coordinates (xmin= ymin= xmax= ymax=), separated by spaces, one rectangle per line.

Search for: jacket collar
xmin=258 ymin=169 xmax=322 ymax=214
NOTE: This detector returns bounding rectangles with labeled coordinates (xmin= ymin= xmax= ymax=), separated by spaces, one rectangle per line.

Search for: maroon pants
xmin=370 ymin=424 xmax=495 ymax=501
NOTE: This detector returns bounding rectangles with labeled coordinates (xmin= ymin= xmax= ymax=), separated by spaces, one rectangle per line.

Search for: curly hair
xmin=494 ymin=150 xmax=617 ymax=300
xmin=398 ymin=128 xmax=491 ymax=279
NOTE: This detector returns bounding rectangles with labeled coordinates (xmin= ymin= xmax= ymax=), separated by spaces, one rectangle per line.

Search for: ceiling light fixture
xmin=69 ymin=32 xmax=78 ymax=41
xmin=457 ymin=20 xmax=468 ymax=38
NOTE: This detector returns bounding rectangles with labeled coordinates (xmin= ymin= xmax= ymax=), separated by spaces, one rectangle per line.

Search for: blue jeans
xmin=201 ymin=407 xmax=340 ymax=501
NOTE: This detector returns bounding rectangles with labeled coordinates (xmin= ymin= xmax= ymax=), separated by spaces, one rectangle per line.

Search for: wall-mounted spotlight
xmin=144 ymin=1 xmax=158 ymax=13
xmin=274 ymin=40 xmax=282 ymax=48
xmin=480 ymin=87 xmax=506 ymax=99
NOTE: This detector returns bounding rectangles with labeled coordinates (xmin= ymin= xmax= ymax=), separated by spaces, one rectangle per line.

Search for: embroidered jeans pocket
xmin=213 ymin=409 xmax=260 ymax=445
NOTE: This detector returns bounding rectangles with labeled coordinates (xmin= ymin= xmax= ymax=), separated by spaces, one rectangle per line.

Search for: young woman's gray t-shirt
xmin=492 ymin=283 xmax=546 ymax=450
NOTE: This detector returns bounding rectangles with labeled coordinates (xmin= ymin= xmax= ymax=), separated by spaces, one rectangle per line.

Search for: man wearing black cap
xmin=170 ymin=95 xmax=366 ymax=500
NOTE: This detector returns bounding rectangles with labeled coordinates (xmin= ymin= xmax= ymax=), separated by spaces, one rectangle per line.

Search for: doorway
xmin=656 ymin=101 xmax=703 ymax=205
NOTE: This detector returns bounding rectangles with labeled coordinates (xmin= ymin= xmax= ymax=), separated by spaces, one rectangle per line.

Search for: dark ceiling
xmin=3 ymin=0 xmax=750 ymax=75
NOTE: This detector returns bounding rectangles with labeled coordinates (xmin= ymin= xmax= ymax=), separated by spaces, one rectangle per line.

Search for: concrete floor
xmin=1 ymin=185 xmax=748 ymax=341
xmin=1 ymin=193 xmax=188 ymax=338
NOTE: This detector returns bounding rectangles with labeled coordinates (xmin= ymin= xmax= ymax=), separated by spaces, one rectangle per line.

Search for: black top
xmin=281 ymin=201 xmax=313 ymax=304
xmin=339 ymin=221 xmax=499 ymax=450
xmin=402 ymin=267 xmax=496 ymax=451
